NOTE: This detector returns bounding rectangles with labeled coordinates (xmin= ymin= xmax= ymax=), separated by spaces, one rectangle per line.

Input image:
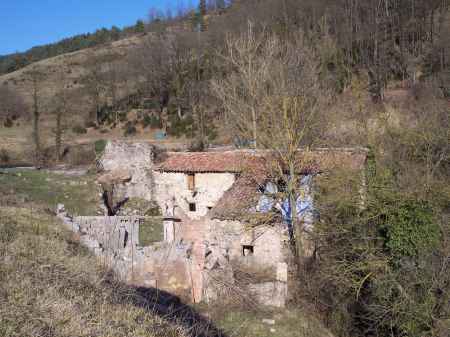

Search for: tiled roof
xmin=154 ymin=151 xmax=264 ymax=173
xmin=209 ymin=174 xmax=263 ymax=221
xmin=155 ymin=148 xmax=369 ymax=174
xmin=205 ymin=148 xmax=369 ymax=221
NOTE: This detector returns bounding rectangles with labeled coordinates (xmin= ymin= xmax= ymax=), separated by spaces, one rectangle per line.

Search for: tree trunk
xmin=32 ymin=80 xmax=41 ymax=165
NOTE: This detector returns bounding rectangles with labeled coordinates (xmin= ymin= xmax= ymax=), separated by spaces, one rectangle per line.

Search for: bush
xmin=143 ymin=99 xmax=160 ymax=110
xmin=3 ymin=117 xmax=13 ymax=128
xmin=72 ymin=125 xmax=87 ymax=134
xmin=142 ymin=114 xmax=162 ymax=129
xmin=167 ymin=114 xmax=195 ymax=138
xmin=84 ymin=120 xmax=97 ymax=128
xmin=123 ymin=122 xmax=137 ymax=137
xmin=94 ymin=139 xmax=107 ymax=155
xmin=0 ymin=148 xmax=9 ymax=163
xmin=382 ymin=199 xmax=440 ymax=260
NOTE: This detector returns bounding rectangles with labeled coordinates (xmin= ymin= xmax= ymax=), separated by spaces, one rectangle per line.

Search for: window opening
xmin=242 ymin=245 xmax=254 ymax=256
xmin=123 ymin=230 xmax=129 ymax=248
xmin=187 ymin=173 xmax=195 ymax=190
xmin=189 ymin=203 xmax=196 ymax=212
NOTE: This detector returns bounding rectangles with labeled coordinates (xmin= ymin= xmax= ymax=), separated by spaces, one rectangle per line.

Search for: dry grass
xmin=0 ymin=206 xmax=188 ymax=337
xmin=195 ymin=303 xmax=334 ymax=337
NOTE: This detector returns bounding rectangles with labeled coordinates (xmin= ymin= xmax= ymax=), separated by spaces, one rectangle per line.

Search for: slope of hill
xmin=0 ymin=34 xmax=145 ymax=117
xmin=0 ymin=202 xmax=189 ymax=337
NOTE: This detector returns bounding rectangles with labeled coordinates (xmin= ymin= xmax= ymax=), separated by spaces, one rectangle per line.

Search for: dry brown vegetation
xmin=0 ymin=206 xmax=189 ymax=337
xmin=0 ymin=1 xmax=449 ymax=336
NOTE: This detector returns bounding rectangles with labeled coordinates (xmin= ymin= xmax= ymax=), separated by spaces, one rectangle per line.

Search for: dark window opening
xmin=187 ymin=173 xmax=196 ymax=190
xmin=123 ymin=230 xmax=129 ymax=248
xmin=242 ymin=245 xmax=254 ymax=256
xmin=277 ymin=179 xmax=287 ymax=192
xmin=189 ymin=203 xmax=196 ymax=212
xmin=207 ymin=206 xmax=213 ymax=211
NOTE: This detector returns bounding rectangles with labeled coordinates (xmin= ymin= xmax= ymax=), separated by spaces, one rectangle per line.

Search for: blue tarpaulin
xmin=257 ymin=175 xmax=314 ymax=229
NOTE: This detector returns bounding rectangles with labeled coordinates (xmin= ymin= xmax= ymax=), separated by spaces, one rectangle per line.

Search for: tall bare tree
xmin=27 ymin=70 xmax=44 ymax=165
xmin=51 ymin=69 xmax=71 ymax=162
xmin=211 ymin=22 xmax=330 ymax=259
xmin=0 ymin=85 xmax=26 ymax=123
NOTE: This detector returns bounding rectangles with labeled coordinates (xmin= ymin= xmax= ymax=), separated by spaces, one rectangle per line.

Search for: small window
xmin=123 ymin=230 xmax=129 ymax=248
xmin=187 ymin=173 xmax=195 ymax=190
xmin=242 ymin=245 xmax=254 ymax=256
xmin=189 ymin=203 xmax=196 ymax=212
xmin=207 ymin=206 xmax=213 ymax=211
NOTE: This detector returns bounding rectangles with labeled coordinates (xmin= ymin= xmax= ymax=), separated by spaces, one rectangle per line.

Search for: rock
xmin=270 ymin=328 xmax=276 ymax=333
xmin=262 ymin=319 xmax=276 ymax=325
xmin=97 ymin=169 xmax=132 ymax=185
xmin=56 ymin=203 xmax=66 ymax=214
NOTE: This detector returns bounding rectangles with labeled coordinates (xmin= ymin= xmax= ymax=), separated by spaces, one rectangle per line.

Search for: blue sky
xmin=0 ymin=0 xmax=197 ymax=56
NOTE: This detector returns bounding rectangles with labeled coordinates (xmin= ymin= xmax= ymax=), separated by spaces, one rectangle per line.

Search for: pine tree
xmin=135 ymin=20 xmax=145 ymax=33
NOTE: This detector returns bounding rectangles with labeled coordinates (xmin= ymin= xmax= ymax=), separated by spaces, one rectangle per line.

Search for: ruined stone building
xmin=60 ymin=141 xmax=368 ymax=307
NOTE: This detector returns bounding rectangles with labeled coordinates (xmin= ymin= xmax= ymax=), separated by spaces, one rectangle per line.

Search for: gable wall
xmin=154 ymin=171 xmax=235 ymax=219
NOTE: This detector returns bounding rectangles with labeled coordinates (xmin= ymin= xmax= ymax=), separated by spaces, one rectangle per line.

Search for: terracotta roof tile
xmin=155 ymin=151 xmax=263 ymax=173
xmin=203 ymin=148 xmax=369 ymax=221
xmin=155 ymin=148 xmax=369 ymax=174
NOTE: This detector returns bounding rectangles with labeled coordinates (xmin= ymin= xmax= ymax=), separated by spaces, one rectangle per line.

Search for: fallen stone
xmin=97 ymin=169 xmax=132 ymax=185
xmin=262 ymin=319 xmax=276 ymax=325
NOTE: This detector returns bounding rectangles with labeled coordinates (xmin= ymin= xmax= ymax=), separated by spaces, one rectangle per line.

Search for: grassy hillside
xmin=0 ymin=34 xmax=145 ymax=117
xmin=0 ymin=204 xmax=189 ymax=337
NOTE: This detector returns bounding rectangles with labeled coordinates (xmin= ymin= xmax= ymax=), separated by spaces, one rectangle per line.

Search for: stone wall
xmin=154 ymin=172 xmax=235 ymax=219
xmin=67 ymin=141 xmax=293 ymax=307
xmin=99 ymin=141 xmax=155 ymax=201
xmin=57 ymin=207 xmax=203 ymax=303
xmin=58 ymin=204 xmax=290 ymax=307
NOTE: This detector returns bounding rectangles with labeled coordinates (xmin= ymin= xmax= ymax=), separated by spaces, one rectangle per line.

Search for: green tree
xmin=135 ymin=20 xmax=145 ymax=33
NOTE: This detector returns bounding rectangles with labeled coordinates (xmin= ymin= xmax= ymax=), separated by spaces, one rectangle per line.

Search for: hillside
xmin=0 ymin=34 xmax=145 ymax=119
xmin=0 ymin=1 xmax=449 ymax=336
xmin=0 ymin=167 xmax=337 ymax=337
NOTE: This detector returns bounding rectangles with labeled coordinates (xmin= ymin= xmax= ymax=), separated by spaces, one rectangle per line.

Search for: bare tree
xmin=26 ymin=70 xmax=44 ymax=165
xmin=84 ymin=59 xmax=105 ymax=125
xmin=0 ymin=85 xmax=26 ymax=123
xmin=51 ymin=69 xmax=71 ymax=162
xmin=211 ymin=22 xmax=330 ymax=259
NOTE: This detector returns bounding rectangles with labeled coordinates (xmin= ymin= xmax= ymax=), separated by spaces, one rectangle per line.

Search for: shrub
xmin=3 ymin=117 xmax=13 ymax=128
xmin=94 ymin=139 xmax=107 ymax=155
xmin=123 ymin=122 xmax=137 ymax=137
xmin=84 ymin=120 xmax=97 ymax=128
xmin=118 ymin=111 xmax=127 ymax=122
xmin=167 ymin=114 xmax=195 ymax=138
xmin=143 ymin=99 xmax=160 ymax=110
xmin=98 ymin=105 xmax=113 ymax=124
xmin=382 ymin=199 xmax=440 ymax=260
xmin=0 ymin=148 xmax=9 ymax=163
xmin=142 ymin=114 xmax=162 ymax=129
xmin=72 ymin=125 xmax=87 ymax=134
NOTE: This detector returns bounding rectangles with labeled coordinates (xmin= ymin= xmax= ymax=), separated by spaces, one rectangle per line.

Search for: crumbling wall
xmin=57 ymin=206 xmax=204 ymax=303
xmin=154 ymin=172 xmax=235 ymax=219
xmin=206 ymin=219 xmax=290 ymax=269
xmin=99 ymin=141 xmax=155 ymax=201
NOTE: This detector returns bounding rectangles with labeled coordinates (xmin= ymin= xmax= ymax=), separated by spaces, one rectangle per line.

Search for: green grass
xmin=139 ymin=217 xmax=164 ymax=246
xmin=198 ymin=306 xmax=333 ymax=337
xmin=0 ymin=169 xmax=99 ymax=215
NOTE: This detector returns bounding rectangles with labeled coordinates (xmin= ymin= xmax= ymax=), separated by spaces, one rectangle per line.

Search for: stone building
xmin=67 ymin=141 xmax=368 ymax=307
